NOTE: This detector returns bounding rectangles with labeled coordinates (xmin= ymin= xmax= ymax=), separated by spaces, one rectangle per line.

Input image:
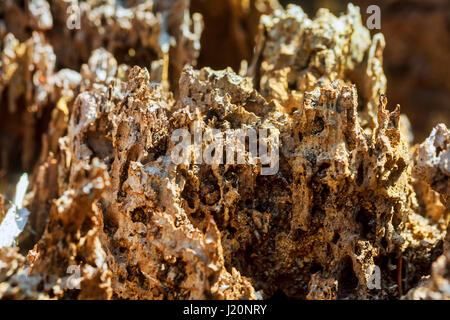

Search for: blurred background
xmin=193 ymin=0 xmax=450 ymax=143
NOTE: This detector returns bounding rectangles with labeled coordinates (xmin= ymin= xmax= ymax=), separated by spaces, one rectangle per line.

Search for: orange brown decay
xmin=0 ymin=1 xmax=448 ymax=300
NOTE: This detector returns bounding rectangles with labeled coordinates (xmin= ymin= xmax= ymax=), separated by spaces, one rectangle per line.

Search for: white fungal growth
xmin=0 ymin=173 xmax=30 ymax=248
